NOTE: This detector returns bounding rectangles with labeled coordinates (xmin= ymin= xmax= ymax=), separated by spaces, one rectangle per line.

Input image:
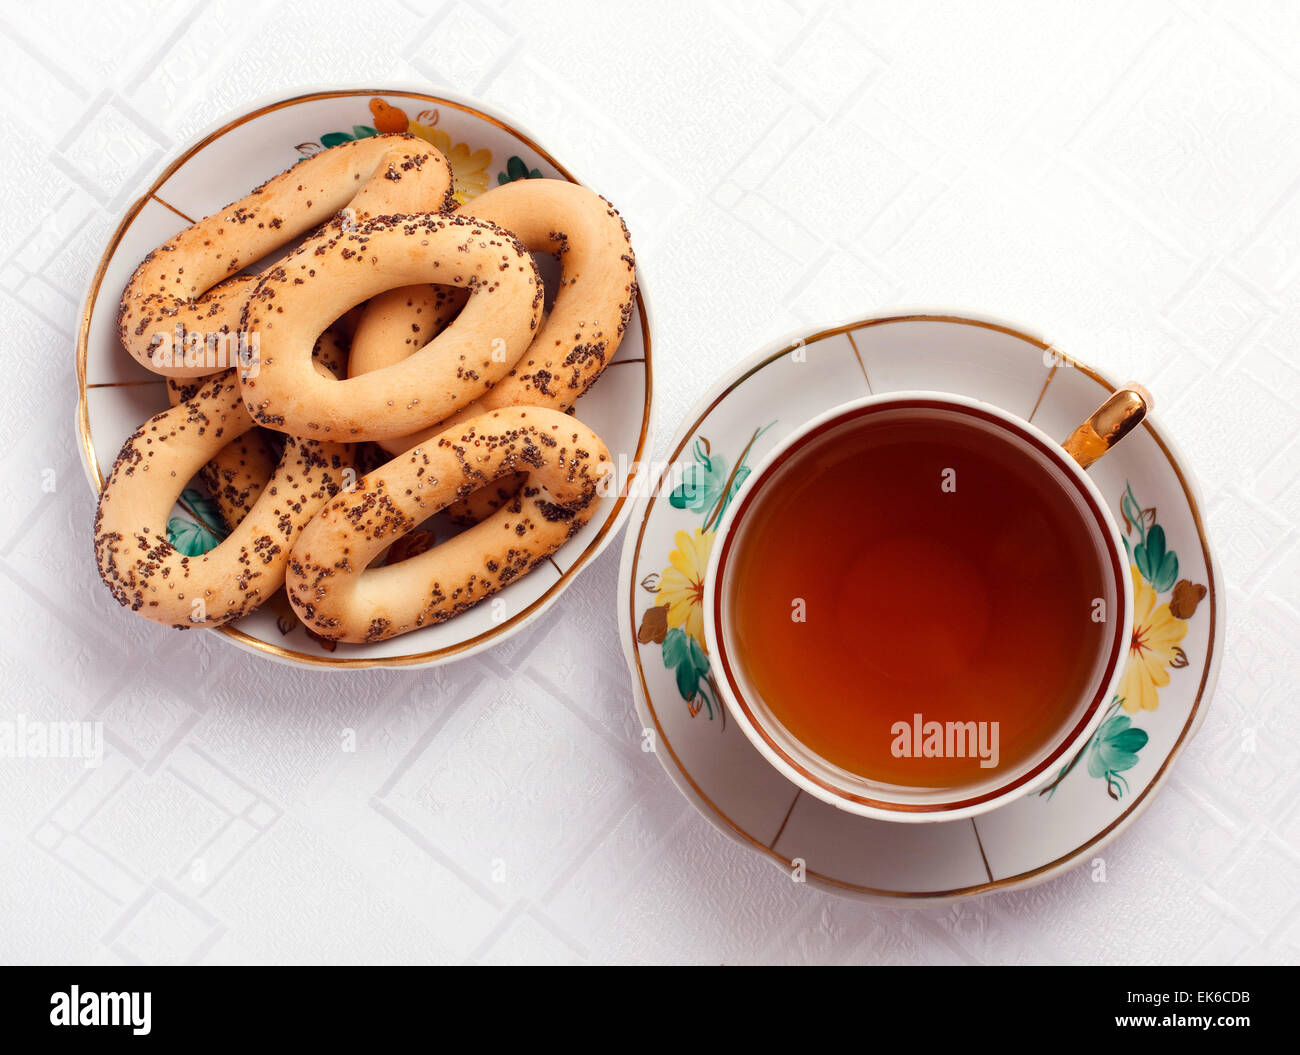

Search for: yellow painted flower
xmin=405 ymin=122 xmax=491 ymax=203
xmin=657 ymin=528 xmax=715 ymax=649
xmin=1118 ymin=564 xmax=1188 ymax=714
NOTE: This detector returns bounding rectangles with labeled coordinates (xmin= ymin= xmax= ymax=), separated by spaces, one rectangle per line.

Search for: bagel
xmin=285 ymin=407 xmax=610 ymax=643
xmin=355 ymin=180 xmax=636 ymax=457
xmin=163 ymin=326 xmax=353 ymax=531
xmin=239 ymin=214 xmax=543 ymax=442
xmin=94 ymin=372 xmax=354 ymax=629
xmin=453 ymin=180 xmax=636 ymax=412
xmin=347 ymin=284 xmax=468 ymax=377
xmin=119 ymin=134 xmax=453 ymax=378
xmin=163 ymin=410 xmax=277 ymax=533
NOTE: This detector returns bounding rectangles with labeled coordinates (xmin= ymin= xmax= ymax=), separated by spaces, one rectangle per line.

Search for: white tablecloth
xmin=1 ymin=0 xmax=1297 ymax=965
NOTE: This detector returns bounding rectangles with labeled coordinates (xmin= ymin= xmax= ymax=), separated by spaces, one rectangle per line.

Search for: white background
xmin=2 ymin=0 xmax=1298 ymax=964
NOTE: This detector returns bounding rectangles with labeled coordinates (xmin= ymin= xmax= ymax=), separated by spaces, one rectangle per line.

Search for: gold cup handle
xmin=1062 ymin=384 xmax=1152 ymax=469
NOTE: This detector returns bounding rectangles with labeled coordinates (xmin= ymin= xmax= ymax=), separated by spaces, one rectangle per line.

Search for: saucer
xmin=76 ymin=87 xmax=653 ymax=668
xmin=616 ymin=313 xmax=1222 ymax=902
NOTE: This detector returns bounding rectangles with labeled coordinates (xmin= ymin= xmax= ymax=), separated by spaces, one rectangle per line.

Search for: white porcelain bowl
xmin=77 ymin=86 xmax=653 ymax=668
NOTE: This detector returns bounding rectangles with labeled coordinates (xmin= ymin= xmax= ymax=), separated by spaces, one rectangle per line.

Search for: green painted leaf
xmin=320 ymin=131 xmax=353 ymax=148
xmin=668 ymin=425 xmax=773 ymax=527
xmin=673 ymin=659 xmax=699 ymax=701
xmin=1136 ymin=522 xmax=1165 ymax=577
xmin=1135 ymin=524 xmax=1178 ymax=591
xmin=1108 ymin=727 xmax=1149 ymax=756
xmin=498 ymin=155 xmax=543 ymax=185
xmin=716 ymin=466 xmax=751 ymax=520
xmin=180 ymin=487 xmax=227 ymax=539
xmin=671 ymin=455 xmax=729 ymax=514
xmin=702 ymin=421 xmax=777 ymax=530
xmin=167 ymin=516 xmax=221 ymax=556
xmin=664 ymin=626 xmax=708 ymax=675
xmin=1150 ymin=551 xmax=1178 ymax=593
xmin=351 ymin=125 xmax=378 ymax=139
xmin=662 ymin=626 xmax=709 ymax=701
xmin=669 ymin=441 xmax=717 ymax=512
xmin=1086 ymin=714 xmax=1149 ymax=778
xmin=662 ymin=625 xmax=685 ymax=662
xmin=1121 ymin=482 xmax=1144 ymax=542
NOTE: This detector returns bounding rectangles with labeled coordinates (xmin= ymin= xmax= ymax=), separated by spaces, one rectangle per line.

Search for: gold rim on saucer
xmin=625 ymin=313 xmax=1219 ymax=900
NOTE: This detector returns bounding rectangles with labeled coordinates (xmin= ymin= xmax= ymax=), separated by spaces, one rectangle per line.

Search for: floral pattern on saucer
xmin=1042 ymin=481 xmax=1208 ymax=801
xmin=635 ymin=424 xmax=775 ymax=725
xmin=618 ymin=315 xmax=1222 ymax=901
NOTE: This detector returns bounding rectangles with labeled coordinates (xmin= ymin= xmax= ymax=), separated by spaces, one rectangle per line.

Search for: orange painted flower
xmin=369 ymin=98 xmax=410 ymax=134
xmin=1118 ymin=564 xmax=1188 ymax=713
xmin=657 ymin=528 xmax=715 ymax=649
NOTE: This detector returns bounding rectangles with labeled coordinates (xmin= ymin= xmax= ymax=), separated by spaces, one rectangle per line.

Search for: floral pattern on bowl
xmin=296 ymin=96 xmax=544 ymax=203
xmin=78 ymin=88 xmax=653 ymax=668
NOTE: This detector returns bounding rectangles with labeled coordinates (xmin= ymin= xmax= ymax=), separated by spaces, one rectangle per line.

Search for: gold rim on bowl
xmin=76 ymin=88 xmax=654 ymax=668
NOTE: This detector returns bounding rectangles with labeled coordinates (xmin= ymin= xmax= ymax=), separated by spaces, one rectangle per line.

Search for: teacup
xmin=703 ymin=388 xmax=1147 ymax=822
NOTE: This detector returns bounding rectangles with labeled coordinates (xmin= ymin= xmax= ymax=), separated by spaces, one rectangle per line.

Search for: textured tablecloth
xmin=1 ymin=0 xmax=1297 ymax=965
